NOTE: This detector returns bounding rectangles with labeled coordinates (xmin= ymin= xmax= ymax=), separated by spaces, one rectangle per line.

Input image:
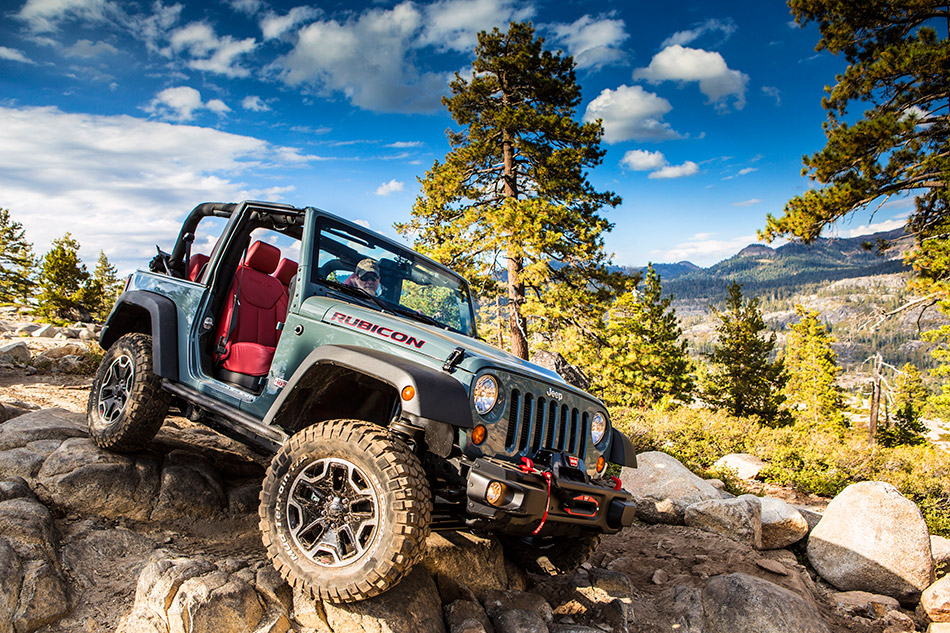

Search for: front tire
xmin=259 ymin=419 xmax=431 ymax=603
xmin=86 ymin=333 xmax=170 ymax=452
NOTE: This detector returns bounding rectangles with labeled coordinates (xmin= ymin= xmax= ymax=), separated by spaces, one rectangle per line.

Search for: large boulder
xmin=0 ymin=343 xmax=30 ymax=365
xmin=922 ymin=575 xmax=950 ymax=623
xmin=684 ymin=495 xmax=762 ymax=549
xmin=620 ymin=451 xmax=722 ymax=524
xmin=423 ymin=532 xmax=509 ymax=601
xmin=806 ymin=481 xmax=934 ymax=604
xmin=759 ymin=497 xmax=809 ymax=550
xmin=934 ymin=535 xmax=950 ymax=579
xmin=0 ymin=408 xmax=86 ymax=451
xmin=712 ymin=454 xmax=767 ymax=480
xmin=674 ymin=573 xmax=831 ymax=633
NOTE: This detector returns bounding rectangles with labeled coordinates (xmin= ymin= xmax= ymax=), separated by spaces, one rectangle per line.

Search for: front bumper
xmin=465 ymin=456 xmax=637 ymax=535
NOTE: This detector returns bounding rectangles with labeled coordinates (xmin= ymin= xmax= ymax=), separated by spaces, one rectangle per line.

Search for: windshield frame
xmin=308 ymin=212 xmax=479 ymax=338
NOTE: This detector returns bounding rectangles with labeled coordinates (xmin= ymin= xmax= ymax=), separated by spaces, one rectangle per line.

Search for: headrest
xmin=187 ymin=253 xmax=210 ymax=281
xmin=244 ymin=241 xmax=280 ymax=274
xmin=274 ymin=258 xmax=298 ymax=286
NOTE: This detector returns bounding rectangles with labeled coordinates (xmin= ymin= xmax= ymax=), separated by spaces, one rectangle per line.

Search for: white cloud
xmin=260 ymin=6 xmax=320 ymax=40
xmin=376 ymin=179 xmax=405 ymax=196
xmin=737 ymin=167 xmax=757 ymax=176
xmin=731 ymin=198 xmax=761 ymax=206
xmin=761 ymin=85 xmax=781 ymax=105
xmin=242 ymin=95 xmax=270 ymax=112
xmin=549 ymin=14 xmax=628 ymax=70
xmin=0 ymin=105 xmax=322 ymax=273
xmin=661 ymin=18 xmax=736 ymax=48
xmin=145 ymin=86 xmax=231 ymax=121
xmin=225 ymin=0 xmax=262 ymax=15
xmin=420 ymin=0 xmax=534 ymax=52
xmin=621 ymin=149 xmax=667 ymax=171
xmin=63 ymin=39 xmax=119 ymax=58
xmin=386 ymin=141 xmax=422 ymax=148
xmin=274 ymin=2 xmax=449 ymax=113
xmin=15 ymin=0 xmax=116 ymax=33
xmin=652 ymin=232 xmax=761 ymax=264
xmin=837 ymin=217 xmax=907 ymax=238
xmin=634 ymin=45 xmax=749 ymax=110
xmin=583 ymin=85 xmax=681 ymax=143
xmin=167 ymin=22 xmax=257 ymax=78
xmin=0 ymin=47 xmax=35 ymax=64
xmin=648 ymin=161 xmax=699 ymax=179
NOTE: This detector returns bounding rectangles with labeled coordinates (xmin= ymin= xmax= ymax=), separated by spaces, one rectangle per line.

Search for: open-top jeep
xmin=88 ymin=200 xmax=637 ymax=602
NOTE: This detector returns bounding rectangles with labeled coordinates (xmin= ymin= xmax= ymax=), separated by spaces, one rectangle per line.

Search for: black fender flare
xmin=607 ymin=427 xmax=637 ymax=468
xmin=99 ymin=290 xmax=179 ymax=381
xmin=263 ymin=345 xmax=473 ymax=454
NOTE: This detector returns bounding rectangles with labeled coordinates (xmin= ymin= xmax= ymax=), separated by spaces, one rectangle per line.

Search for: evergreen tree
xmin=37 ymin=233 xmax=90 ymax=321
xmin=588 ymin=265 xmax=693 ymax=408
xmin=80 ymin=251 xmax=122 ymax=322
xmin=702 ymin=282 xmax=789 ymax=425
xmin=879 ymin=362 xmax=929 ymax=446
xmin=0 ymin=208 xmax=36 ymax=304
xmin=784 ymin=306 xmax=846 ymax=430
xmin=398 ymin=21 xmax=620 ymax=359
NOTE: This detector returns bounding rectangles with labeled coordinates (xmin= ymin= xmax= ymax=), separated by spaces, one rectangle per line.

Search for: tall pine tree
xmin=398 ymin=21 xmax=621 ymax=359
xmin=784 ymin=306 xmax=845 ymax=430
xmin=0 ymin=209 xmax=36 ymax=304
xmin=37 ymin=233 xmax=90 ymax=321
xmin=879 ymin=362 xmax=929 ymax=446
xmin=81 ymin=251 xmax=122 ymax=322
xmin=702 ymin=282 xmax=789 ymax=425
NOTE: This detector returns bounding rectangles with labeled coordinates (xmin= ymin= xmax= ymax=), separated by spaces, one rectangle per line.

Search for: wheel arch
xmin=99 ymin=290 xmax=179 ymax=381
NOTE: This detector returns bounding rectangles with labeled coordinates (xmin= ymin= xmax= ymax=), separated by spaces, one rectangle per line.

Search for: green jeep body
xmin=89 ymin=200 xmax=637 ymax=602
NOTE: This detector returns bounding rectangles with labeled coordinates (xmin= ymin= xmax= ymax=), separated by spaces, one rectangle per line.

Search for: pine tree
xmin=0 ymin=208 xmax=36 ymax=304
xmin=37 ymin=233 xmax=90 ymax=321
xmin=81 ymin=251 xmax=122 ymax=322
xmin=398 ymin=21 xmax=620 ymax=359
xmin=702 ymin=282 xmax=789 ymax=425
xmin=879 ymin=362 xmax=929 ymax=446
xmin=589 ymin=265 xmax=693 ymax=408
xmin=784 ymin=306 xmax=846 ymax=430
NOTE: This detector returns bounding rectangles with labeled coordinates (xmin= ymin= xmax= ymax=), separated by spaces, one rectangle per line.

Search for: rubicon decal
xmin=329 ymin=312 xmax=426 ymax=349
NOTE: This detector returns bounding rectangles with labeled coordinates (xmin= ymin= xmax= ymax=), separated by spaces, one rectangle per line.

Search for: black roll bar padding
xmin=169 ymin=202 xmax=237 ymax=266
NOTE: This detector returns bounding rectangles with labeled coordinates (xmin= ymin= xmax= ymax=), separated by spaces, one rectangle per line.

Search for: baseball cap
xmin=356 ymin=258 xmax=380 ymax=279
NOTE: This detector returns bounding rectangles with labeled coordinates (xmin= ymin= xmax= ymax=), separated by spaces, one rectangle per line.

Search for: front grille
xmin=504 ymin=389 xmax=588 ymax=458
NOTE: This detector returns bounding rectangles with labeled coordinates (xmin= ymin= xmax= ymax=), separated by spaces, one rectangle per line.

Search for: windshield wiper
xmin=389 ymin=305 xmax=449 ymax=330
xmin=318 ymin=278 xmax=399 ymax=316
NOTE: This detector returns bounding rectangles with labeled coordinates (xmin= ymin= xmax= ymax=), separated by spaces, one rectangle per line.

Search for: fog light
xmin=486 ymin=481 xmax=507 ymax=506
xmin=596 ymin=456 xmax=606 ymax=472
xmin=472 ymin=425 xmax=487 ymax=445
xmin=401 ymin=386 xmax=415 ymax=401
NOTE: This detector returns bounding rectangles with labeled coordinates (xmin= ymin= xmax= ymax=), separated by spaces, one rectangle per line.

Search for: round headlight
xmin=591 ymin=412 xmax=607 ymax=445
xmin=473 ymin=375 xmax=499 ymax=415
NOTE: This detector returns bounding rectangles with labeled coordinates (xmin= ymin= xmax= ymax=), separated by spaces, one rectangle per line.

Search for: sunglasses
xmin=359 ymin=272 xmax=379 ymax=282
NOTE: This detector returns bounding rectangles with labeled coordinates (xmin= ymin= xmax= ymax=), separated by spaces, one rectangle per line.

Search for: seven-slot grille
xmin=503 ymin=389 xmax=590 ymax=459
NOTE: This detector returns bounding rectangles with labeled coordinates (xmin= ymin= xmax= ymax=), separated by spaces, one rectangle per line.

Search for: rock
xmin=0 ymin=448 xmax=46 ymax=481
xmin=151 ymin=450 xmax=228 ymax=521
xmin=483 ymin=590 xmax=553 ymax=625
xmin=529 ymin=570 xmax=633 ymax=633
xmin=37 ymin=343 xmax=85 ymax=360
xmin=489 ymin=609 xmax=548 ymax=633
xmin=445 ymin=600 xmax=494 ymax=633
xmin=704 ymin=478 xmax=726 ymax=492
xmin=684 ymin=494 xmax=762 ymax=549
xmin=700 ymin=573 xmax=831 ymax=633
xmin=423 ymin=532 xmax=509 ymax=601
xmin=318 ymin=566 xmax=446 ymax=633
xmin=529 ymin=351 xmax=590 ymax=391
xmin=118 ymin=555 xmax=290 ymax=633
xmin=793 ymin=505 xmax=824 ymax=532
xmin=713 ymin=453 xmax=767 ymax=480
xmin=934 ymin=535 xmax=950 ymax=579
xmin=806 ymin=481 xmax=934 ymax=604
xmin=759 ymin=497 xmax=809 ymax=549
xmin=922 ymin=575 xmax=950 ymax=622
xmin=14 ymin=325 xmax=39 ymax=336
xmin=652 ymin=569 xmax=669 ymax=584
xmin=0 ymin=408 xmax=86 ymax=451
xmin=755 ymin=559 xmax=790 ymax=576
xmin=15 ymin=560 xmax=69 ymax=632
xmin=883 ymin=609 xmax=916 ymax=631
xmin=831 ymin=590 xmax=901 ymax=618
xmin=31 ymin=325 xmax=61 ymax=338
xmin=620 ymin=451 xmax=722 ymax=524
xmin=0 ymin=343 xmax=30 ymax=365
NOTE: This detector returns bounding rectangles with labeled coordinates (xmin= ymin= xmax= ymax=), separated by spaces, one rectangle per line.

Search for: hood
xmin=315 ymin=299 xmax=588 ymax=394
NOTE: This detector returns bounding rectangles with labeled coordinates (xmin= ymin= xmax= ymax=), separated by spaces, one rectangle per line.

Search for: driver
xmin=343 ymin=258 xmax=381 ymax=296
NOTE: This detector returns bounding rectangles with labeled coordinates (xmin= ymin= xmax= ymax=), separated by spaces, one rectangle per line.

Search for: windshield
xmin=312 ymin=217 xmax=478 ymax=337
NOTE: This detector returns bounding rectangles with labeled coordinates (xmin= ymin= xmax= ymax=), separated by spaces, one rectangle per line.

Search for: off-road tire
xmin=86 ymin=332 xmax=170 ymax=452
xmin=501 ymin=531 xmax=602 ymax=575
xmin=259 ymin=419 xmax=432 ymax=603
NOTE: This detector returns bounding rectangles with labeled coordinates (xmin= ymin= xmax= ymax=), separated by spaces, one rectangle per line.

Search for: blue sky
xmin=0 ymin=0 xmax=910 ymax=275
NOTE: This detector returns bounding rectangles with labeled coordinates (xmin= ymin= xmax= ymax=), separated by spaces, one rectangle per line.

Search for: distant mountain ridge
xmin=631 ymin=228 xmax=912 ymax=301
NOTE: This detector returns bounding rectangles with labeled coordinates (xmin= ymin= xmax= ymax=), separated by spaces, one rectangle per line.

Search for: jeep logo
xmin=546 ymin=388 xmax=563 ymax=401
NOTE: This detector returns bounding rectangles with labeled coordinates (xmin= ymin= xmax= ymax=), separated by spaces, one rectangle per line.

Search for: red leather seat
xmin=214 ymin=241 xmax=287 ymax=377
xmin=273 ymin=258 xmax=298 ymax=288
xmin=187 ymin=253 xmax=210 ymax=282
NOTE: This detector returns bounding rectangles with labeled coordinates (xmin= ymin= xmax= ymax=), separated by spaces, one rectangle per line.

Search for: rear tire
xmin=259 ymin=419 xmax=431 ymax=603
xmin=87 ymin=333 xmax=169 ymax=452
xmin=501 ymin=531 xmax=602 ymax=575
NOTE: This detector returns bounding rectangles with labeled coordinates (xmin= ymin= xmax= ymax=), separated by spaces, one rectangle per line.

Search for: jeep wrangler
xmin=88 ymin=201 xmax=638 ymax=603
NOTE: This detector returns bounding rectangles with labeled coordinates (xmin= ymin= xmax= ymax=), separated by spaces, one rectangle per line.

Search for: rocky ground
xmin=0 ymin=315 xmax=948 ymax=632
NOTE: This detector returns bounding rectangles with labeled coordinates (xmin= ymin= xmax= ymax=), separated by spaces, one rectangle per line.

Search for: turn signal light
xmin=596 ymin=456 xmax=606 ymax=473
xmin=486 ymin=481 xmax=507 ymax=506
xmin=401 ymin=386 xmax=415 ymax=401
xmin=472 ymin=425 xmax=487 ymax=445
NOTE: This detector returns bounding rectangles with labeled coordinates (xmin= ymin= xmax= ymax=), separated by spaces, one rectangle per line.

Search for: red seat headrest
xmin=187 ymin=253 xmax=210 ymax=281
xmin=273 ymin=258 xmax=298 ymax=286
xmin=244 ymin=241 xmax=280 ymax=274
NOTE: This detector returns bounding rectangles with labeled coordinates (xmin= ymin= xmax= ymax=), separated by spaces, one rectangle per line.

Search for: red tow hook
xmin=610 ymin=476 xmax=622 ymax=491
xmin=519 ymin=457 xmax=553 ymax=536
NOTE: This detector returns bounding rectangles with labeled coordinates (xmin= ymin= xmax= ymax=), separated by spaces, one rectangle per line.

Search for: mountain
xmin=654 ymin=228 xmax=912 ymax=302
